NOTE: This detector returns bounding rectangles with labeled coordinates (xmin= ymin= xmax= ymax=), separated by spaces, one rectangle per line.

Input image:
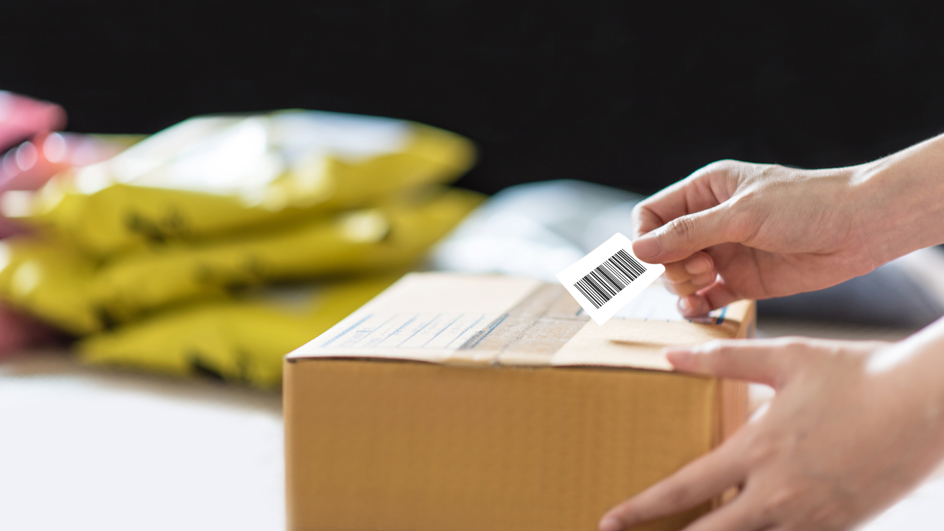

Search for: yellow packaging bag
xmin=93 ymin=187 xmax=483 ymax=323
xmin=8 ymin=111 xmax=476 ymax=257
xmin=78 ymin=274 xmax=402 ymax=388
xmin=0 ymin=187 xmax=482 ymax=333
xmin=0 ymin=237 xmax=100 ymax=335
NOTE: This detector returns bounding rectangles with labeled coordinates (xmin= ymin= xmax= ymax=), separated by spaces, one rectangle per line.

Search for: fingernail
xmin=685 ymin=256 xmax=710 ymax=275
xmin=678 ymin=296 xmax=692 ymax=313
xmin=599 ymin=517 xmax=623 ymax=531
xmin=632 ymin=236 xmax=661 ymax=260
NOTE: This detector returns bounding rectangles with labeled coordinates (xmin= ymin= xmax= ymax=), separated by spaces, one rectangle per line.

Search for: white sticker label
xmin=556 ymin=233 xmax=666 ymax=325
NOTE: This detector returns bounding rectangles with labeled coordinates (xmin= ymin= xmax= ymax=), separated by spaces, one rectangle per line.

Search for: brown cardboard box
xmin=285 ymin=273 xmax=755 ymax=531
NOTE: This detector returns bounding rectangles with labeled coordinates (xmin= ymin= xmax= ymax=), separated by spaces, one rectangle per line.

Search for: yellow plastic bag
xmin=93 ymin=187 xmax=483 ymax=323
xmin=9 ymin=111 xmax=476 ymax=257
xmin=0 ymin=237 xmax=99 ymax=335
xmin=78 ymin=274 xmax=402 ymax=388
xmin=0 ymin=187 xmax=482 ymax=332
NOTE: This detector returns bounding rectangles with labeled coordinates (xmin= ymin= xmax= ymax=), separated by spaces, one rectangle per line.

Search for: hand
xmin=599 ymin=333 xmax=944 ymax=531
xmin=0 ymin=90 xmax=65 ymax=153
xmin=632 ymin=160 xmax=881 ymax=317
xmin=0 ymin=92 xmax=125 ymax=239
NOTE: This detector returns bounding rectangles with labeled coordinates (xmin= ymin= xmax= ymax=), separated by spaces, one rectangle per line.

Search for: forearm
xmin=854 ymin=133 xmax=944 ymax=264
xmin=868 ymin=317 xmax=944 ymax=452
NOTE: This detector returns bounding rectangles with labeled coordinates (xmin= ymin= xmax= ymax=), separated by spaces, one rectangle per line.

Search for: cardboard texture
xmin=285 ymin=273 xmax=756 ymax=531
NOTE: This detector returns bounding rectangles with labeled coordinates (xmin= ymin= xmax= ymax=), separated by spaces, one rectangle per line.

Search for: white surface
xmin=0 ymin=353 xmax=283 ymax=531
xmin=0 ymin=319 xmax=940 ymax=530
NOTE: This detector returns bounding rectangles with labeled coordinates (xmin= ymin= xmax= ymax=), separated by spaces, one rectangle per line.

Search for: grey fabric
xmin=759 ymin=261 xmax=944 ymax=327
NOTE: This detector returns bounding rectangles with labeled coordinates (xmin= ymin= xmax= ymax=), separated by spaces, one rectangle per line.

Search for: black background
xmin=2 ymin=0 xmax=944 ymax=195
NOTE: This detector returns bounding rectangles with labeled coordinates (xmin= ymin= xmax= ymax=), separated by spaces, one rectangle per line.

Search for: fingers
xmin=663 ymin=253 xmax=714 ymax=281
xmin=665 ymin=272 xmax=716 ymax=297
xmin=631 ymin=179 xmax=700 ymax=240
xmin=599 ymin=440 xmax=748 ymax=531
xmin=632 ymin=160 xmax=740 ymax=240
xmin=0 ymin=91 xmax=66 ymax=153
xmin=0 ymin=133 xmax=125 ymax=192
xmin=633 ymin=204 xmax=740 ymax=264
xmin=676 ymin=278 xmax=740 ymax=318
xmin=665 ymin=340 xmax=794 ymax=388
xmin=678 ymin=492 xmax=769 ymax=531
xmin=663 ymin=252 xmax=716 ymax=297
xmin=632 ymin=160 xmax=751 ymax=264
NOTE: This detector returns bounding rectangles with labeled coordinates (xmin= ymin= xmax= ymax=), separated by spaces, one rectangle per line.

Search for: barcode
xmin=573 ymin=249 xmax=648 ymax=309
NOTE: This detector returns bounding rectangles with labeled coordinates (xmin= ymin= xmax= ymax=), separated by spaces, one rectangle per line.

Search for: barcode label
xmin=556 ymin=233 xmax=666 ymax=325
xmin=573 ymin=249 xmax=647 ymax=309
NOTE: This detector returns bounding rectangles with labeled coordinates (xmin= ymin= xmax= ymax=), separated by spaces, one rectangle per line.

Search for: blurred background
xmin=4 ymin=0 xmax=944 ymax=195
xmin=4 ymin=2 xmax=944 ymax=530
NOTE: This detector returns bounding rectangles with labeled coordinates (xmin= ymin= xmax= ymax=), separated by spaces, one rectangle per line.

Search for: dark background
xmin=2 ymin=0 xmax=944 ymax=195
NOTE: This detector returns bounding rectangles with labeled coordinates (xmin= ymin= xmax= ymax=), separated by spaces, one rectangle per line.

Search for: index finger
xmin=632 ymin=161 xmax=739 ymax=239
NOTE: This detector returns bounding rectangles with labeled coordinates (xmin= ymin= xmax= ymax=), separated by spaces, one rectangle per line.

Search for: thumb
xmin=665 ymin=340 xmax=790 ymax=388
xmin=632 ymin=204 xmax=737 ymax=264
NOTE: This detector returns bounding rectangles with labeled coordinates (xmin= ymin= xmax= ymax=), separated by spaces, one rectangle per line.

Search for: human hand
xmin=600 ymin=333 xmax=944 ymax=531
xmin=0 ymin=92 xmax=125 ymax=238
xmin=0 ymin=90 xmax=65 ymax=153
xmin=631 ymin=160 xmax=880 ymax=317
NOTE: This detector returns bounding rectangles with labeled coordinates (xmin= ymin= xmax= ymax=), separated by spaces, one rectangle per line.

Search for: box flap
xmin=288 ymin=272 xmax=753 ymax=370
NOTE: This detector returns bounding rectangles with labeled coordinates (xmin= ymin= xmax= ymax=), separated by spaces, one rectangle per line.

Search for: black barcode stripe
xmin=573 ymin=250 xmax=647 ymax=309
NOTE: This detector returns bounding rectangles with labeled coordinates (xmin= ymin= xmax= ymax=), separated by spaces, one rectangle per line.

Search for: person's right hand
xmin=632 ymin=159 xmax=881 ymax=317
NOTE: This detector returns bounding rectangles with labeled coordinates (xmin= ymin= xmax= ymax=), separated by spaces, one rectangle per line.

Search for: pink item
xmin=0 ymin=305 xmax=60 ymax=359
xmin=0 ymin=93 xmax=125 ymax=239
xmin=0 ymin=91 xmax=65 ymax=153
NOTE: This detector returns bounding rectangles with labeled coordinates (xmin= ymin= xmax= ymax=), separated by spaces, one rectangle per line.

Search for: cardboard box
xmin=285 ymin=273 xmax=755 ymax=531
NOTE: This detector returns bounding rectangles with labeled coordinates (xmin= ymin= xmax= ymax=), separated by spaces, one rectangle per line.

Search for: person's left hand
xmin=599 ymin=334 xmax=944 ymax=531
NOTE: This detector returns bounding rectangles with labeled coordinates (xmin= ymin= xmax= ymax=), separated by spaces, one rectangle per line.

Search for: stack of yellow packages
xmin=0 ymin=110 xmax=482 ymax=387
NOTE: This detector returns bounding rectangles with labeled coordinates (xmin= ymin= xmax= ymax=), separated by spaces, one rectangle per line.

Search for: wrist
xmin=867 ymin=320 xmax=944 ymax=443
xmin=852 ymin=148 xmax=944 ymax=265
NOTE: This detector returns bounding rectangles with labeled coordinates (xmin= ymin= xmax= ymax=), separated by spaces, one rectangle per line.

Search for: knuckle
xmin=668 ymin=215 xmax=698 ymax=243
xmin=698 ymin=159 xmax=749 ymax=185
xmin=741 ymin=433 xmax=779 ymax=467
xmin=705 ymin=159 xmax=739 ymax=173
xmin=663 ymin=263 xmax=690 ymax=282
xmin=673 ymin=283 xmax=699 ymax=297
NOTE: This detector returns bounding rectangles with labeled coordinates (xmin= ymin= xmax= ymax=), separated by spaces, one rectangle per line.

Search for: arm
xmin=600 ymin=318 xmax=944 ymax=531
xmin=852 ymin=134 xmax=944 ymax=265
xmin=632 ymin=135 xmax=944 ymax=316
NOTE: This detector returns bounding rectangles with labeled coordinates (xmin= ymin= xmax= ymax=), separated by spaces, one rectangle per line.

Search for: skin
xmin=631 ymin=136 xmax=944 ymax=318
xmin=0 ymin=92 xmax=119 ymax=356
xmin=601 ymin=134 xmax=944 ymax=530
xmin=601 ymin=329 xmax=944 ymax=531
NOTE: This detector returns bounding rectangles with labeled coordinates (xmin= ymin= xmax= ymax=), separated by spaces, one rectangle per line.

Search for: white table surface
xmin=1 ymin=319 xmax=941 ymax=530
